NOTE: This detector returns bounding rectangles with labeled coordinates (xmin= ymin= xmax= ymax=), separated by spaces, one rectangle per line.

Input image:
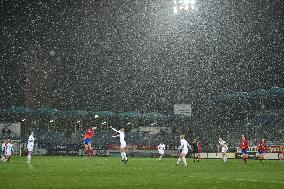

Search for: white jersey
xmin=4 ymin=143 xmax=13 ymax=155
xmin=1 ymin=143 xmax=5 ymax=153
xmin=112 ymin=128 xmax=126 ymax=147
xmin=221 ymin=145 xmax=228 ymax=153
xmin=219 ymin=140 xmax=227 ymax=147
xmin=219 ymin=140 xmax=228 ymax=153
xmin=119 ymin=132 xmax=125 ymax=144
xmin=28 ymin=135 xmax=35 ymax=146
xmin=158 ymin=144 xmax=165 ymax=154
xmin=27 ymin=135 xmax=35 ymax=151
xmin=179 ymin=139 xmax=190 ymax=154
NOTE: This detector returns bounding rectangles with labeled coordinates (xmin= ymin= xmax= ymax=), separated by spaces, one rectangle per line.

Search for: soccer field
xmin=1 ymin=156 xmax=283 ymax=189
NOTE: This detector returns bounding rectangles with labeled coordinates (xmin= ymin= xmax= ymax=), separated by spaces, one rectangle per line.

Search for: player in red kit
xmin=239 ymin=134 xmax=249 ymax=164
xmin=84 ymin=127 xmax=97 ymax=158
xmin=197 ymin=140 xmax=202 ymax=161
xmin=257 ymin=138 xmax=267 ymax=163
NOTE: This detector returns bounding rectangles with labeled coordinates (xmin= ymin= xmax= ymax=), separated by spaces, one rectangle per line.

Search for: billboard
xmin=236 ymin=146 xmax=284 ymax=153
xmin=174 ymin=104 xmax=192 ymax=116
xmin=236 ymin=146 xmax=284 ymax=159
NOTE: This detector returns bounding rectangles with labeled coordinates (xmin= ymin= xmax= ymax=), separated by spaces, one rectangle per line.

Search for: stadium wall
xmin=16 ymin=143 xmax=284 ymax=160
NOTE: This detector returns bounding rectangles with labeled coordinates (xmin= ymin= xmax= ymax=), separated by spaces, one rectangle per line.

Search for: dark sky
xmin=1 ymin=0 xmax=283 ymax=113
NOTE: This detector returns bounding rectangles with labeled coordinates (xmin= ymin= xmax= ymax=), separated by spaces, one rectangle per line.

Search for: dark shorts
xmin=241 ymin=149 xmax=248 ymax=155
xmin=84 ymin=138 xmax=92 ymax=145
xmin=192 ymin=149 xmax=198 ymax=154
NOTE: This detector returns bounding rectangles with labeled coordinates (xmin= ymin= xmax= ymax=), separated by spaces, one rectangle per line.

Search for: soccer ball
xmin=95 ymin=115 xmax=99 ymax=118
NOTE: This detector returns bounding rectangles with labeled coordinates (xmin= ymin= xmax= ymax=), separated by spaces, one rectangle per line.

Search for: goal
xmin=10 ymin=140 xmax=23 ymax=156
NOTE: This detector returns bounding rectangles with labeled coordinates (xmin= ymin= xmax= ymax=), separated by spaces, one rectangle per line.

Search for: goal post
xmin=11 ymin=140 xmax=22 ymax=156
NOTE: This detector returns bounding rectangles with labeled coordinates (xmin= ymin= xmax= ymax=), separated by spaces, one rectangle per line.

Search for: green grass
xmin=1 ymin=156 xmax=284 ymax=189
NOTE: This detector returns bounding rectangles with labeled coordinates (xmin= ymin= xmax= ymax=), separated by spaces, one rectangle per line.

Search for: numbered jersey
xmin=4 ymin=143 xmax=13 ymax=155
xmin=27 ymin=135 xmax=35 ymax=147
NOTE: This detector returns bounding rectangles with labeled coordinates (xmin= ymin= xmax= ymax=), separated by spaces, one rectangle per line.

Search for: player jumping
xmin=239 ymin=134 xmax=249 ymax=164
xmin=110 ymin=126 xmax=128 ymax=164
xmin=84 ymin=127 xmax=97 ymax=159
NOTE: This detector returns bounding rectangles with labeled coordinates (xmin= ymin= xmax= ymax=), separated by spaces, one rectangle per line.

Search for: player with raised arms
xmin=27 ymin=131 xmax=35 ymax=164
xmin=84 ymin=126 xmax=97 ymax=159
xmin=110 ymin=126 xmax=128 ymax=164
xmin=239 ymin=134 xmax=249 ymax=164
xmin=257 ymin=138 xmax=267 ymax=163
xmin=218 ymin=138 xmax=228 ymax=164
xmin=176 ymin=134 xmax=191 ymax=167
xmin=157 ymin=141 xmax=166 ymax=161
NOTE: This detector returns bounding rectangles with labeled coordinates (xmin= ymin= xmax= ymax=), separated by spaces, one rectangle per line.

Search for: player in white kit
xmin=1 ymin=139 xmax=6 ymax=162
xmin=158 ymin=142 xmax=166 ymax=161
xmin=110 ymin=126 xmax=128 ymax=164
xmin=27 ymin=131 xmax=35 ymax=164
xmin=176 ymin=135 xmax=191 ymax=167
xmin=1 ymin=139 xmax=13 ymax=163
xmin=218 ymin=138 xmax=228 ymax=163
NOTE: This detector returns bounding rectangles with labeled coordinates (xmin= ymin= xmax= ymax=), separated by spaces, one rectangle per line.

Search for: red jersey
xmin=198 ymin=143 xmax=202 ymax=153
xmin=239 ymin=139 xmax=249 ymax=150
xmin=84 ymin=128 xmax=95 ymax=139
xmin=257 ymin=142 xmax=267 ymax=152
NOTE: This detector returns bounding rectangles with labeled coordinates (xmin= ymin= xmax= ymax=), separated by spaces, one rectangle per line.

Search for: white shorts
xmin=182 ymin=149 xmax=188 ymax=155
xmin=5 ymin=151 xmax=12 ymax=156
xmin=159 ymin=150 xmax=165 ymax=155
xmin=221 ymin=147 xmax=227 ymax=153
xmin=27 ymin=145 xmax=34 ymax=152
xmin=120 ymin=141 xmax=126 ymax=148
